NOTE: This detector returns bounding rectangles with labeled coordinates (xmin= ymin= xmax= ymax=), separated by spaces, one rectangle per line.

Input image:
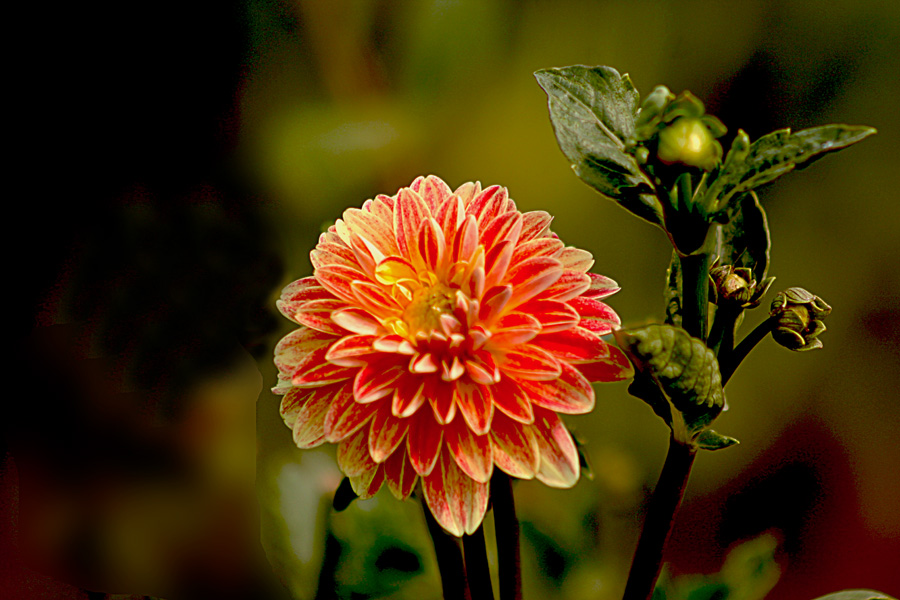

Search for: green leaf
xmin=695 ymin=429 xmax=740 ymax=451
xmin=664 ymin=249 xmax=683 ymax=327
xmin=718 ymin=191 xmax=771 ymax=283
xmin=614 ymin=324 xmax=727 ymax=446
xmin=704 ymin=124 xmax=876 ymax=216
xmin=810 ymin=591 xmax=897 ymax=600
xmin=535 ymin=65 xmax=661 ymax=225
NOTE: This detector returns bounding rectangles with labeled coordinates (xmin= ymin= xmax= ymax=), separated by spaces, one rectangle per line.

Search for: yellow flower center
xmin=401 ymin=282 xmax=456 ymax=336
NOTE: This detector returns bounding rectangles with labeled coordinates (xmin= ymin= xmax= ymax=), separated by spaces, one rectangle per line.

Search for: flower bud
xmin=709 ymin=264 xmax=775 ymax=309
xmin=769 ymin=287 xmax=832 ymax=351
xmin=657 ymin=117 xmax=723 ymax=171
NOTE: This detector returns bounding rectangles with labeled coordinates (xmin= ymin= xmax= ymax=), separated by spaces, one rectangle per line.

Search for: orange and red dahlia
xmin=274 ymin=175 xmax=632 ymax=536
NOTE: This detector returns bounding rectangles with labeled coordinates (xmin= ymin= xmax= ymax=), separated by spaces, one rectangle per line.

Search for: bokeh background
xmin=6 ymin=1 xmax=899 ymax=599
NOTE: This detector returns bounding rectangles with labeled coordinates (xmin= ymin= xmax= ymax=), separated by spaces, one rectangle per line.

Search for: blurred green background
xmin=245 ymin=1 xmax=899 ymax=599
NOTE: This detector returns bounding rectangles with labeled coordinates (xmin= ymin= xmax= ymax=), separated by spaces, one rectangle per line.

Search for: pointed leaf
xmin=535 ymin=65 xmax=661 ymax=225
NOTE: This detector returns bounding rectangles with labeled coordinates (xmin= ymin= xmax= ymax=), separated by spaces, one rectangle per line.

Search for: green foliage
xmin=534 ymin=65 xmax=662 ymax=226
xmin=614 ymin=324 xmax=735 ymax=449
xmin=656 ymin=534 xmax=780 ymax=600
xmin=703 ymin=125 xmax=877 ymax=220
xmin=810 ymin=591 xmax=898 ymax=600
xmin=718 ymin=191 xmax=771 ymax=284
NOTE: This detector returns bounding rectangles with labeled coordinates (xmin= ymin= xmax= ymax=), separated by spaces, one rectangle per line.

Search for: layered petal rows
xmin=275 ymin=176 xmax=632 ymax=536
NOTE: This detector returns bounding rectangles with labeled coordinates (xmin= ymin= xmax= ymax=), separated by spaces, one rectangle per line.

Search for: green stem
xmin=679 ymin=251 xmax=711 ymax=341
xmin=708 ymin=305 xmax=741 ymax=357
xmin=622 ymin=436 xmax=697 ymax=600
xmin=491 ymin=472 xmax=522 ymax=600
xmin=463 ymin=526 xmax=495 ymax=600
xmin=720 ymin=316 xmax=777 ymax=385
xmin=423 ymin=498 xmax=472 ymax=600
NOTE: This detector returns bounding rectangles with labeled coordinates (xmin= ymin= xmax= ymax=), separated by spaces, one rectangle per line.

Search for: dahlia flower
xmin=274 ymin=175 xmax=632 ymax=536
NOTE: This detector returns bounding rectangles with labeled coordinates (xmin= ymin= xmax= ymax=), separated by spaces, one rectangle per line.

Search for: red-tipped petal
xmin=407 ymin=408 xmax=444 ymax=476
xmin=536 ymin=327 xmax=610 ymax=363
xmin=368 ymin=409 xmax=410 ymax=463
xmin=483 ymin=240 xmax=515 ymax=290
xmin=490 ymin=412 xmax=540 ymax=478
xmin=446 ymin=417 xmax=493 ymax=483
xmin=544 ymin=271 xmax=592 ymax=302
xmin=316 ymin=264 xmax=370 ymax=303
xmin=489 ymin=376 xmax=535 ymax=424
xmin=519 ymin=362 xmax=595 ymax=415
xmin=423 ymin=450 xmax=490 ymax=536
xmin=274 ymin=328 xmax=335 ymax=374
xmin=350 ymin=280 xmax=402 ymax=316
xmin=499 ymin=345 xmax=562 ymax=381
xmin=455 ymin=381 xmax=493 ymax=435
xmin=519 ymin=211 xmax=553 ymax=241
xmin=310 ymin=242 xmax=358 ymax=271
xmin=467 ymin=185 xmax=508 ymax=229
xmin=291 ymin=356 xmax=354 ymax=388
xmin=288 ymin=299 xmax=347 ymax=334
xmin=436 ymin=193 xmax=465 ymax=245
xmin=325 ymin=335 xmax=378 ymax=367
xmin=383 ymin=447 xmax=418 ymax=500
xmin=325 ymin=387 xmax=380 ymax=442
xmin=511 ymin=237 xmax=564 ymax=264
xmin=583 ymin=273 xmax=620 ymax=300
xmin=337 ymin=427 xmax=373 ymax=477
xmin=394 ymin=187 xmax=431 ymax=259
xmin=413 ymin=175 xmax=453 ymax=213
xmin=343 ymin=207 xmax=399 ymax=257
xmin=349 ymin=461 xmax=385 ymax=499
xmin=452 ymin=214 xmax=479 ymax=263
xmin=354 ymin=360 xmax=405 ymax=403
xmin=479 ymin=285 xmax=512 ymax=324
xmin=575 ymin=345 xmax=634 ymax=382
xmin=557 ymin=247 xmax=594 ymax=272
xmin=426 ymin=376 xmax=457 ymax=424
xmin=391 ymin=376 xmax=426 ymax=418
xmin=280 ymin=276 xmax=334 ymax=303
xmin=481 ymin=210 xmax=523 ymax=251
xmin=516 ymin=299 xmax=580 ymax=333
xmin=418 ymin=217 xmax=447 ymax=273
xmin=532 ymin=407 xmax=580 ymax=488
xmin=506 ymin=257 xmax=563 ymax=307
xmin=489 ymin=312 xmax=541 ymax=346
xmin=331 ymin=307 xmax=385 ymax=336
xmin=570 ymin=296 xmax=622 ymax=335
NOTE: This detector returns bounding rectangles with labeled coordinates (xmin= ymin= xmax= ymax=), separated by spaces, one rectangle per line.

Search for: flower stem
xmin=679 ymin=251 xmax=711 ymax=341
xmin=491 ymin=472 xmax=522 ymax=600
xmin=708 ymin=305 xmax=741 ymax=357
xmin=463 ymin=525 xmax=495 ymax=600
xmin=720 ymin=315 xmax=777 ymax=385
xmin=622 ymin=435 xmax=696 ymax=600
xmin=422 ymin=497 xmax=472 ymax=600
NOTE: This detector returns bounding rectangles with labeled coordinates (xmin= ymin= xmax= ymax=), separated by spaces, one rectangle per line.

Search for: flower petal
xmin=316 ymin=264 xmax=370 ymax=303
xmin=446 ymin=416 xmax=493 ymax=483
xmin=511 ymin=237 xmax=564 ymax=265
xmin=490 ymin=411 xmax=540 ymax=478
xmin=506 ymin=256 xmax=563 ymax=307
xmin=325 ymin=385 xmax=380 ymax=442
xmin=481 ymin=210 xmax=523 ymax=251
xmin=557 ymin=247 xmax=594 ymax=272
xmin=368 ymin=408 xmax=410 ymax=463
xmin=516 ymin=299 xmax=580 ymax=333
xmin=489 ymin=376 xmax=534 ymax=424
xmin=543 ymin=270 xmax=591 ymax=302
xmin=488 ymin=312 xmax=541 ymax=346
xmin=337 ymin=427 xmax=373 ymax=477
xmin=394 ymin=187 xmax=431 ymax=261
xmin=407 ymin=408 xmax=443 ymax=476
xmin=536 ymin=327 xmax=610 ymax=363
xmin=467 ymin=185 xmax=508 ymax=228
xmin=426 ymin=376 xmax=457 ymax=424
xmin=331 ymin=307 xmax=386 ymax=336
xmin=519 ymin=210 xmax=553 ymax=241
xmin=354 ymin=359 xmax=405 ymax=403
xmin=423 ymin=450 xmax=490 ymax=536
xmin=570 ymin=296 xmax=622 ymax=335
xmin=583 ymin=273 xmax=621 ymax=300
xmin=532 ymin=407 xmax=580 ymax=488
xmin=325 ymin=334 xmax=378 ymax=367
xmin=349 ymin=461 xmax=385 ymax=499
xmin=518 ymin=362 xmax=595 ymax=414
xmin=455 ymin=381 xmax=494 ymax=435
xmin=391 ymin=375 xmax=427 ymax=418
xmin=575 ymin=345 xmax=634 ymax=382
xmin=412 ymin=175 xmax=453 ymax=213
xmin=383 ymin=447 xmax=418 ymax=500
xmin=289 ymin=299 xmax=347 ymax=334
xmin=342 ymin=207 xmax=399 ymax=257
xmin=499 ymin=345 xmax=562 ymax=381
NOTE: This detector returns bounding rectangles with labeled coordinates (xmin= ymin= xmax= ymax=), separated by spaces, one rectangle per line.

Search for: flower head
xmin=274 ymin=175 xmax=632 ymax=536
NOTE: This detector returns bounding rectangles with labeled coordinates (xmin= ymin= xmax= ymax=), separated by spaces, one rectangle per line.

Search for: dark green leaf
xmin=704 ymin=124 xmax=876 ymax=216
xmin=665 ymin=249 xmax=683 ymax=327
xmin=614 ymin=324 xmax=726 ymax=445
xmin=695 ymin=429 xmax=740 ymax=451
xmin=535 ymin=65 xmax=661 ymax=225
xmin=810 ymin=591 xmax=897 ymax=600
xmin=718 ymin=191 xmax=771 ymax=282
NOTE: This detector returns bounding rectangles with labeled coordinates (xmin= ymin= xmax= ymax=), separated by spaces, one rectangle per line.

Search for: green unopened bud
xmin=710 ymin=264 xmax=775 ymax=309
xmin=769 ymin=287 xmax=832 ymax=351
xmin=657 ymin=117 xmax=723 ymax=171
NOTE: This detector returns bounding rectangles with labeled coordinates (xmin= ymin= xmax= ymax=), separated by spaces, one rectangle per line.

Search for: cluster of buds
xmin=769 ymin=287 xmax=832 ymax=351
xmin=709 ymin=263 xmax=775 ymax=310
